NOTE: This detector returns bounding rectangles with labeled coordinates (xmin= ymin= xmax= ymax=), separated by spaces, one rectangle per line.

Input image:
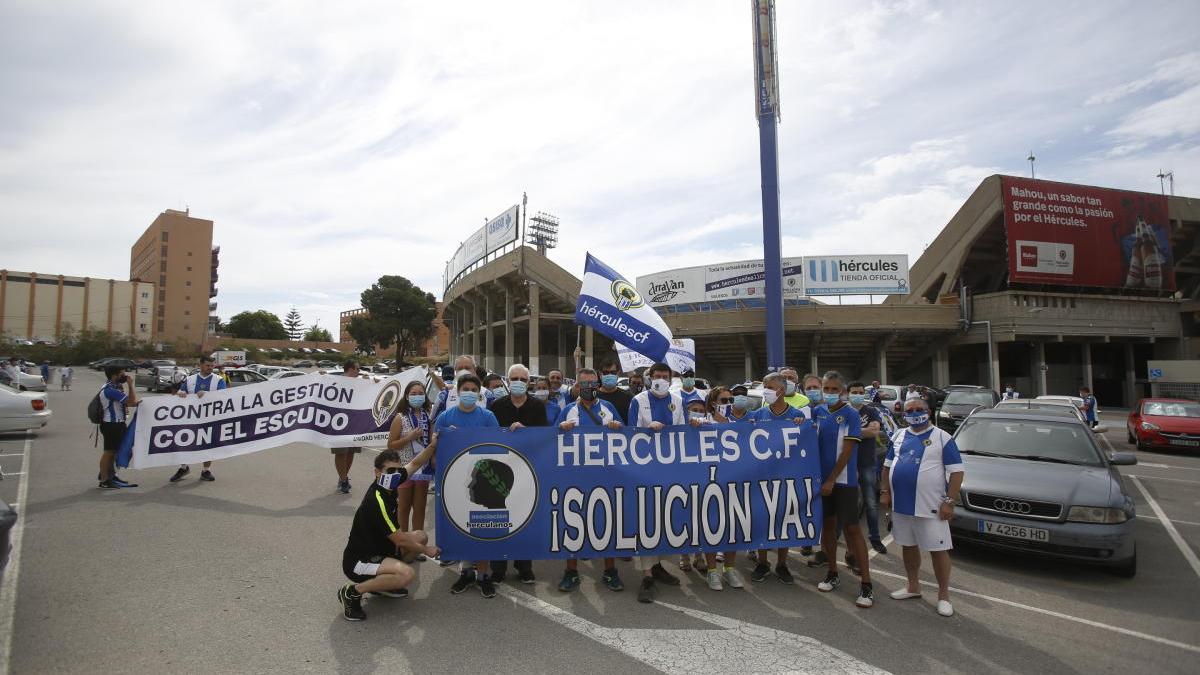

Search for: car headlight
xmin=1140 ymin=421 xmax=1160 ymax=431
xmin=1066 ymin=506 xmax=1129 ymax=524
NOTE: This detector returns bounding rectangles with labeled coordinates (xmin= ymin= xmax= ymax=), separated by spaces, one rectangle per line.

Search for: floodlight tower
xmin=526 ymin=212 xmax=560 ymax=256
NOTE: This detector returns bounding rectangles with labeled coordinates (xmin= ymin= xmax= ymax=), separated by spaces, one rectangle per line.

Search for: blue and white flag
xmin=576 ymin=253 xmax=673 ymax=362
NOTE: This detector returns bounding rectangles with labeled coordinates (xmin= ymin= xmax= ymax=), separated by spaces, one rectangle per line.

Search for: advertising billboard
xmin=802 ymin=254 xmax=909 ymax=296
xmin=444 ymin=203 xmax=522 ymax=291
xmin=1002 ymin=176 xmax=1173 ymax=290
xmin=637 ymin=258 xmax=804 ymax=307
xmin=637 ymin=255 xmax=905 ymax=306
xmin=485 ymin=205 xmax=520 ymax=256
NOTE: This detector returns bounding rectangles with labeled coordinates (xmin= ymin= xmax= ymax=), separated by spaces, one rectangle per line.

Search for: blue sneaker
xmin=558 ymin=570 xmax=581 ymax=592
xmin=111 ymin=475 xmax=138 ymax=488
xmin=601 ymin=568 xmax=624 ymax=591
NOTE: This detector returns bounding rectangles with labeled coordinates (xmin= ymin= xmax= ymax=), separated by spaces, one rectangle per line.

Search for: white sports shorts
xmin=891 ymin=513 xmax=953 ymax=551
xmin=352 ymin=561 xmax=381 ymax=577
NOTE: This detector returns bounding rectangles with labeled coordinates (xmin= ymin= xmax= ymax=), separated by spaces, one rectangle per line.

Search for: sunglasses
xmin=383 ymin=466 xmax=403 ymax=474
xmin=717 ymin=397 xmax=734 ymax=403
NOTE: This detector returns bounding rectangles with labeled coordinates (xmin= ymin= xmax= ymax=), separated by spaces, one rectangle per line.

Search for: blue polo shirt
xmin=434 ymin=405 xmax=499 ymax=431
xmin=817 ymin=403 xmax=862 ymax=486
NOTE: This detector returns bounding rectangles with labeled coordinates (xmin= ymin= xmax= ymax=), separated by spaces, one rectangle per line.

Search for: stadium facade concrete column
xmin=504 ymin=286 xmax=515 ymax=367
xmin=557 ymin=324 xmax=568 ymax=376
xmin=484 ymin=291 xmax=495 ymax=372
xmin=1033 ymin=341 xmax=1047 ymax=396
xmin=1123 ymin=342 xmax=1136 ymax=408
xmin=584 ymin=326 xmax=594 ymax=369
xmin=810 ymin=333 xmax=820 ymax=376
xmin=470 ymin=297 xmax=480 ymax=362
xmin=1082 ymin=342 xmax=1094 ymax=392
xmin=528 ymin=280 xmax=541 ymax=376
xmin=934 ymin=347 xmax=950 ymax=388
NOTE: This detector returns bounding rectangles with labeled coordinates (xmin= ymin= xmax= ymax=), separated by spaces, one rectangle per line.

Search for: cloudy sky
xmin=2 ymin=0 xmax=1197 ymax=339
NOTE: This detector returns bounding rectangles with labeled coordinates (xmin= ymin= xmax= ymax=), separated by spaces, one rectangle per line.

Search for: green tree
xmin=356 ymin=276 xmax=437 ymax=362
xmin=226 ymin=310 xmax=288 ymax=340
xmin=283 ymin=307 xmax=304 ymax=340
xmin=345 ymin=315 xmax=379 ymax=354
xmin=303 ymin=325 xmax=332 ymax=342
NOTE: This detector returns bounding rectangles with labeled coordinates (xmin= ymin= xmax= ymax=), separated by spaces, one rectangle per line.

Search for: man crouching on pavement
xmin=337 ymin=447 xmax=440 ymax=621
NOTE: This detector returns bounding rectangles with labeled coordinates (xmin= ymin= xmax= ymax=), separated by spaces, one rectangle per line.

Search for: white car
xmin=0 ymin=386 xmax=51 ymax=432
xmin=268 ymin=370 xmax=307 ymax=380
xmin=257 ymin=366 xmax=291 ymax=379
xmin=0 ymin=369 xmax=46 ymax=392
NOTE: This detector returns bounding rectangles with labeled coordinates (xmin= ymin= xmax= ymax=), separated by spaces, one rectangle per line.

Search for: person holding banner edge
xmin=626 ymin=362 xmax=694 ymax=603
xmin=556 ymin=368 xmax=626 ymax=593
xmin=749 ymin=372 xmax=812 ymax=584
xmin=337 ymin=447 xmax=441 ymax=621
xmin=169 ymin=355 xmax=226 ymax=483
xmin=435 ymin=373 xmax=503 ymax=599
xmin=331 ymin=360 xmax=364 ymax=494
xmin=386 ymin=379 xmax=434 ymax=540
xmin=488 ymin=363 xmax=548 ymax=585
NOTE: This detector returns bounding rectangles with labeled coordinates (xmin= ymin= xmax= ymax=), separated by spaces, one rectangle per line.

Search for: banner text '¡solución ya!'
xmin=556 ymin=426 xmax=809 ymax=468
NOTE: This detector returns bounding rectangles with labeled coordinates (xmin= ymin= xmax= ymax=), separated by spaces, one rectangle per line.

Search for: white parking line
xmin=1138 ymin=462 xmax=1200 ymax=471
xmin=867 ymin=567 xmax=1200 ymax=654
xmin=0 ymin=432 xmax=33 ymax=674
xmin=1130 ymin=476 xmax=1200 ymax=581
xmin=0 ymin=454 xmax=26 ymax=458
xmin=1142 ymin=516 xmax=1200 ymax=528
xmin=1126 ymin=474 xmax=1200 ymax=486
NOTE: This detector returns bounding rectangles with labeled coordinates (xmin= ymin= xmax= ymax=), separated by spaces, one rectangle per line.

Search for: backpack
xmin=87 ymin=392 xmax=104 ymax=425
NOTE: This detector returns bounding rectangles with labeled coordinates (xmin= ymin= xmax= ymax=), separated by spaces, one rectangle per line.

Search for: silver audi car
xmin=949 ymin=409 xmax=1138 ymax=576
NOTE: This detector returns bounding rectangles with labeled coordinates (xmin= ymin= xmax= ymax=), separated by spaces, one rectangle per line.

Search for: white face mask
xmin=455 ymin=369 xmax=472 ymax=381
xmin=650 ymin=379 xmax=670 ymax=396
xmin=763 ymin=389 xmax=779 ymax=405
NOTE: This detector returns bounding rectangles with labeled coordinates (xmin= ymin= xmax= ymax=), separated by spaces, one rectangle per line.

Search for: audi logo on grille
xmin=992 ymin=499 xmax=1032 ymax=514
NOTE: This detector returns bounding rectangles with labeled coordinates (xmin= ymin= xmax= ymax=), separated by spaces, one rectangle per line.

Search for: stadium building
xmin=441 ymin=176 xmax=1199 ymax=407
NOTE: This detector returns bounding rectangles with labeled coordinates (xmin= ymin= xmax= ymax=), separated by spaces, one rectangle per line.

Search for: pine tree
xmin=283 ymin=307 xmax=304 ymax=340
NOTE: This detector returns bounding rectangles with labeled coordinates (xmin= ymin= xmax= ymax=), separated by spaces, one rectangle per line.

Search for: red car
xmin=1127 ymin=398 xmax=1200 ymax=451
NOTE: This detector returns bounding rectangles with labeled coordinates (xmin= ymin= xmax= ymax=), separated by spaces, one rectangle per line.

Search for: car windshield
xmin=945 ymin=391 xmax=994 ymax=406
xmin=1143 ymin=401 xmax=1200 ymax=417
xmin=955 ymin=418 xmax=1102 ymax=466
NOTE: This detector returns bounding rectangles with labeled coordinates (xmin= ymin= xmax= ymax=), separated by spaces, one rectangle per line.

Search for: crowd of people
xmin=336 ymin=353 xmax=966 ymax=622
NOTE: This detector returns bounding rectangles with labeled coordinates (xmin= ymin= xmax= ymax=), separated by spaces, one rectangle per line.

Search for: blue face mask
xmin=905 ymin=411 xmax=930 ymax=427
xmin=458 ymin=391 xmax=479 ymax=408
xmin=601 ymin=374 xmax=619 ymax=388
xmin=733 ymin=395 xmax=750 ymax=410
xmin=823 ymin=392 xmax=841 ymax=405
xmin=805 ymin=388 xmax=822 ymax=401
xmin=682 ymin=377 xmax=696 ymax=389
xmin=491 ymin=386 xmax=507 ymax=398
xmin=407 ymin=394 xmax=426 ymax=408
xmin=509 ymin=381 xmax=528 ymax=396
xmin=785 ymin=381 xmax=797 ymax=396
xmin=848 ymin=393 xmax=867 ymax=406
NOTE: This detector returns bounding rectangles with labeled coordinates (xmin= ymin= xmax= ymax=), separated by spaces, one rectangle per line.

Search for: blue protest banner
xmin=434 ymin=421 xmax=822 ymax=560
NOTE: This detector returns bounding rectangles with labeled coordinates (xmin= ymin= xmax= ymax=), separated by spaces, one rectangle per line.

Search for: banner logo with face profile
xmin=441 ymin=442 xmax=538 ymax=541
xmin=372 ymin=379 xmax=404 ymax=427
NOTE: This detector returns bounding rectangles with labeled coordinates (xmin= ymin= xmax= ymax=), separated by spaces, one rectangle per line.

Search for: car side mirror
xmin=1109 ymin=451 xmax=1137 ymax=466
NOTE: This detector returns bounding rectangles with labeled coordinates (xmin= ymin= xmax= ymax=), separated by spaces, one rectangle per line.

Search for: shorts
xmin=343 ymin=554 xmax=386 ymax=583
xmin=891 ymin=513 xmax=953 ymax=551
xmin=99 ymin=422 xmax=127 ymax=452
xmin=331 ymin=447 xmax=362 ymax=455
xmin=822 ymin=485 xmax=860 ymax=526
xmin=411 ymin=464 xmax=433 ymax=482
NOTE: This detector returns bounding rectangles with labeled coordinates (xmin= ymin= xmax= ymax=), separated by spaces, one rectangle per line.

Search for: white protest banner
xmin=616 ymin=338 xmax=696 ymax=374
xmin=121 ymin=367 xmax=428 ymax=469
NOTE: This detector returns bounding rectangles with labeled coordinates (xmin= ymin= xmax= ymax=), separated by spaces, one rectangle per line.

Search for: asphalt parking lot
xmin=0 ymin=371 xmax=1197 ymax=674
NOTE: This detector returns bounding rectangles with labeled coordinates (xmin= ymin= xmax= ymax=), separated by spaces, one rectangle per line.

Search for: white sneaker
xmin=890 ymin=589 xmax=921 ymax=600
xmin=706 ymin=569 xmax=724 ymax=591
xmin=723 ymin=568 xmax=745 ymax=589
xmin=937 ymin=600 xmax=954 ymax=617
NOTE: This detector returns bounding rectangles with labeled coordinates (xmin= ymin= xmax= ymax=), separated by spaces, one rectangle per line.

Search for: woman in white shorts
xmin=387 ymin=381 xmax=434 ymax=539
xmin=881 ymin=398 xmax=965 ymax=617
